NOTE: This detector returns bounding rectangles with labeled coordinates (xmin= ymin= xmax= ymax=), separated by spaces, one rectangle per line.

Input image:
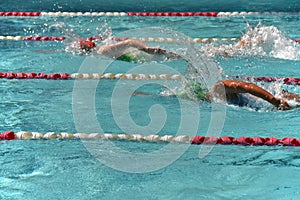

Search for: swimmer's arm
xmin=221 ymin=80 xmax=290 ymax=110
xmin=36 ymin=50 xmax=56 ymax=53
xmin=132 ymin=91 xmax=176 ymax=97
xmin=132 ymin=91 xmax=155 ymax=96
xmin=97 ymin=39 xmax=148 ymax=56
xmin=97 ymin=38 xmax=181 ymax=59
xmin=132 ymin=91 xmax=164 ymax=97
xmin=142 ymin=47 xmax=182 ymax=59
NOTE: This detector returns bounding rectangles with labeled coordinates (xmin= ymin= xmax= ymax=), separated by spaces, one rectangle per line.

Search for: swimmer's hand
xmin=142 ymin=47 xmax=182 ymax=59
xmin=277 ymin=98 xmax=291 ymax=110
xmin=142 ymin=47 xmax=164 ymax=54
xmin=36 ymin=50 xmax=56 ymax=53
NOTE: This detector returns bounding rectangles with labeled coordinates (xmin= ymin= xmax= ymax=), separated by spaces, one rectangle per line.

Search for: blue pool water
xmin=1 ymin=1 xmax=300 ymax=199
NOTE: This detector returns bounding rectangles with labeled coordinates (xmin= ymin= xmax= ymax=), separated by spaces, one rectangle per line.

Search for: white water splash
xmin=258 ymin=81 xmax=300 ymax=109
xmin=202 ymin=24 xmax=300 ymax=60
xmin=49 ymin=21 xmax=113 ymax=55
xmin=240 ymin=25 xmax=300 ymax=60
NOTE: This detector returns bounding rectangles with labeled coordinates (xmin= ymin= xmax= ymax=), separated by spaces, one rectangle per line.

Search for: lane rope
xmin=0 ymin=35 xmax=238 ymax=43
xmin=0 ymin=12 xmax=300 ymax=17
xmin=0 ymin=36 xmax=66 ymax=41
xmin=0 ymin=72 xmax=182 ymax=80
xmin=0 ymin=72 xmax=300 ymax=85
xmin=233 ymin=75 xmax=300 ymax=85
xmin=1 ymin=36 xmax=299 ymax=44
xmin=1 ymin=131 xmax=300 ymax=147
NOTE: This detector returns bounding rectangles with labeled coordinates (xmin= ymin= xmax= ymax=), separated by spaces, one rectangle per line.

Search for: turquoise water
xmin=1 ymin=2 xmax=300 ymax=200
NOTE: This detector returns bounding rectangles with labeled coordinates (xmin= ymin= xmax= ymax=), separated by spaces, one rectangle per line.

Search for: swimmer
xmin=39 ymin=37 xmax=181 ymax=62
xmin=209 ymin=80 xmax=292 ymax=110
xmin=135 ymin=80 xmax=299 ymax=110
xmin=80 ymin=38 xmax=181 ymax=62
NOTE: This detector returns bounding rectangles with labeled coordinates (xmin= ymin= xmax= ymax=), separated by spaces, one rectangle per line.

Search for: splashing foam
xmin=256 ymin=81 xmax=300 ymax=110
xmin=240 ymin=25 xmax=300 ymax=60
xmin=203 ymin=25 xmax=300 ymax=60
xmin=161 ymin=54 xmax=224 ymax=101
xmin=145 ymin=31 xmax=223 ymax=101
xmin=50 ymin=21 xmax=113 ymax=55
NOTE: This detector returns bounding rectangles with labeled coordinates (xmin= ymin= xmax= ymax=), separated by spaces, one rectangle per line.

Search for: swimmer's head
xmin=177 ymin=81 xmax=209 ymax=101
xmin=79 ymin=39 xmax=96 ymax=52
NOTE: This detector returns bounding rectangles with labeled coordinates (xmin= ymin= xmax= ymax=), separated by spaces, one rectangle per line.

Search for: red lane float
xmin=23 ymin=36 xmax=66 ymax=41
xmin=127 ymin=12 xmax=218 ymax=17
xmin=190 ymin=136 xmax=300 ymax=146
xmin=0 ymin=72 xmax=71 ymax=80
xmin=0 ymin=131 xmax=16 ymax=140
xmin=0 ymin=12 xmax=41 ymax=16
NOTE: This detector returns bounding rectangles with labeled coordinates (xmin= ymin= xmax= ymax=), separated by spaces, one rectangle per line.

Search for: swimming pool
xmin=1 ymin=1 xmax=300 ymax=199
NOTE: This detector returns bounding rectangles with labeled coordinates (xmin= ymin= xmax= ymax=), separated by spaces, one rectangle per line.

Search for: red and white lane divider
xmin=0 ymin=36 xmax=66 ymax=41
xmin=1 ymin=131 xmax=300 ymax=147
xmin=0 ymin=11 xmax=299 ymax=17
xmin=0 ymin=35 xmax=238 ymax=43
xmin=0 ymin=36 xmax=127 ymax=42
xmin=234 ymin=76 xmax=300 ymax=85
xmin=1 ymin=72 xmax=300 ymax=85
xmin=1 ymin=35 xmax=299 ymax=44
xmin=0 ymin=72 xmax=300 ymax=86
xmin=0 ymin=72 xmax=182 ymax=80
